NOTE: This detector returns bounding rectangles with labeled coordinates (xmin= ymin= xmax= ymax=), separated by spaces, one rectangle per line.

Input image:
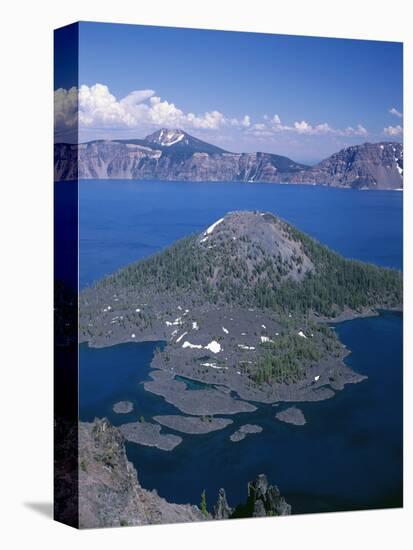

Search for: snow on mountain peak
xmin=147 ymin=128 xmax=186 ymax=147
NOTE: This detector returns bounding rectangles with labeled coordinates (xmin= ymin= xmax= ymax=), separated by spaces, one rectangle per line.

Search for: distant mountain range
xmin=54 ymin=128 xmax=403 ymax=190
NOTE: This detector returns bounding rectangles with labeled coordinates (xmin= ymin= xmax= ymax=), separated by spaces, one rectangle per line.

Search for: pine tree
xmin=200 ymin=490 xmax=208 ymax=517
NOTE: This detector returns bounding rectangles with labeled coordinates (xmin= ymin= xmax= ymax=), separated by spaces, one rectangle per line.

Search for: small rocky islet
xmin=113 ymin=400 xmax=134 ymax=414
xmin=230 ymin=424 xmax=263 ymax=442
xmin=153 ymin=414 xmax=233 ymax=434
xmin=275 ymin=406 xmax=306 ymax=426
xmin=119 ymin=420 xmax=182 ymax=451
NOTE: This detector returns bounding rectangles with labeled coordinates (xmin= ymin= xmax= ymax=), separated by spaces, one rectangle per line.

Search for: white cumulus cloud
xmin=55 ymin=83 xmax=250 ymax=134
xmin=384 ymin=125 xmax=403 ymax=136
xmin=389 ymin=107 xmax=403 ymax=118
xmin=54 ymin=83 xmax=370 ymax=144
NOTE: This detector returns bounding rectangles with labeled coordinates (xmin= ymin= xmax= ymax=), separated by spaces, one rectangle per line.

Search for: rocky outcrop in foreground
xmin=79 ymin=418 xmax=290 ymax=528
xmin=55 ymin=128 xmax=403 ymax=189
xmin=225 ymin=474 xmax=291 ymax=519
xmin=79 ymin=419 xmax=203 ymax=528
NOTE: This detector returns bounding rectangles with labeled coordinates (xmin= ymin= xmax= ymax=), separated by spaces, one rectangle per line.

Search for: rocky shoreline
xmin=80 ymin=304 xmax=370 ymax=419
xmin=144 ymin=369 xmax=257 ymax=416
xmin=79 ymin=211 xmax=401 ymax=424
xmin=79 ymin=419 xmax=291 ymax=528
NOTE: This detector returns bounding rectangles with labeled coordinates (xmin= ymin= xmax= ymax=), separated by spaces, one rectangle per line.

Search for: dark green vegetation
xmin=97 ymin=214 xmax=402 ymax=318
xmin=284 ymin=223 xmax=402 ymax=316
xmin=200 ymin=490 xmax=208 ymax=517
xmin=252 ymin=324 xmax=341 ymax=385
xmin=82 ymin=211 xmax=401 ymax=394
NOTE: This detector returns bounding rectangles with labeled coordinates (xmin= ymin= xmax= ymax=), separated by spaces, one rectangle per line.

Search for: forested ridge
xmin=96 ymin=215 xmax=402 ymax=318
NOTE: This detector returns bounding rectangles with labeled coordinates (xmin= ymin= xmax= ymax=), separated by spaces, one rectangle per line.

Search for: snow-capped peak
xmin=146 ymin=128 xmax=186 ymax=147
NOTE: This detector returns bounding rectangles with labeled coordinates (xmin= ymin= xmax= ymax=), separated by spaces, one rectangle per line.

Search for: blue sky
xmin=55 ymin=21 xmax=403 ymax=163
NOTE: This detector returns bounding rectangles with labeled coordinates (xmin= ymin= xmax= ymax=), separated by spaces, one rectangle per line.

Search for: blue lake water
xmin=79 ymin=180 xmax=402 ymax=288
xmin=79 ymin=179 xmax=403 ymax=514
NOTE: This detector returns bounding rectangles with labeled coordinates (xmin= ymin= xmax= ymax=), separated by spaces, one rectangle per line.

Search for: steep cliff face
xmin=289 ymin=142 xmax=403 ymax=189
xmin=78 ymin=418 xmax=291 ymax=528
xmin=79 ymin=419 xmax=205 ymax=528
xmin=74 ymin=145 xmax=307 ymax=182
xmin=54 ymin=128 xmax=308 ymax=182
xmin=54 ymin=129 xmax=403 ymax=189
xmin=78 ymin=418 xmax=292 ymax=528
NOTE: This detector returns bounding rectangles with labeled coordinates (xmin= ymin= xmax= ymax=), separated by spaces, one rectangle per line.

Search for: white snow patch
xmin=165 ymin=133 xmax=184 ymax=146
xmin=260 ymin=336 xmax=272 ymax=343
xmin=380 ymin=145 xmax=384 ymax=150
xmin=222 ymin=327 xmax=229 ymax=334
xmin=200 ymin=236 xmax=208 ymax=243
xmin=177 ymin=306 xmax=182 ymax=311
xmin=131 ymin=333 xmax=136 ymax=338
xmin=298 ymin=331 xmax=307 ymax=339
xmin=135 ymin=308 xmax=141 ymax=313
xmin=201 ymin=362 xmax=221 ymax=369
xmin=192 ymin=321 xmax=199 ymax=330
xmin=204 ymin=218 xmax=224 ymax=235
xmin=261 ymin=324 xmax=266 ymax=329
xmin=314 ymin=375 xmax=320 ymax=381
xmin=205 ymin=341 xmax=221 ymax=354
xmin=165 ymin=317 xmax=183 ymax=327
xmin=176 ymin=331 xmax=188 ymax=343
xmin=182 ymin=341 xmax=203 ymax=349
xmin=238 ymin=344 xmax=255 ymax=350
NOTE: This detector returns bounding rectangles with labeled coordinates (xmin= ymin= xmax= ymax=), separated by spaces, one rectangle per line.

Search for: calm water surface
xmin=79 ymin=180 xmax=403 ymax=514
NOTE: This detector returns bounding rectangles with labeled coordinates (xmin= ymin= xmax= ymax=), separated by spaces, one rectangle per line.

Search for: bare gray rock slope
xmin=79 ymin=419 xmax=205 ymax=528
xmin=289 ymin=142 xmax=403 ymax=189
xmin=54 ymin=128 xmax=403 ymax=189
xmin=78 ymin=418 xmax=290 ymax=528
xmin=54 ymin=128 xmax=308 ymax=182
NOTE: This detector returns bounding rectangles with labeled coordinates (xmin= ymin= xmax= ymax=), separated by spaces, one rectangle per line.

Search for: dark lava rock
xmin=218 ymin=473 xmax=291 ymax=519
xmin=247 ymin=474 xmax=291 ymax=517
xmin=213 ymin=488 xmax=233 ymax=520
xmin=78 ymin=418 xmax=204 ymax=528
